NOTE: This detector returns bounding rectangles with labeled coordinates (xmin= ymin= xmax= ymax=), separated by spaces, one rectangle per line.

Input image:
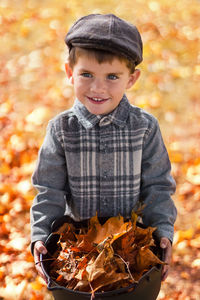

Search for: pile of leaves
xmin=48 ymin=212 xmax=165 ymax=297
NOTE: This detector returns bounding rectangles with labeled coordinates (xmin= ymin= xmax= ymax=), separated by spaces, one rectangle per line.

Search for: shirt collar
xmin=73 ymin=94 xmax=130 ymax=129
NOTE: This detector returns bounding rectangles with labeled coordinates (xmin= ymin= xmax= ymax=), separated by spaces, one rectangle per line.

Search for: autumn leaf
xmin=135 ymin=246 xmax=166 ymax=272
xmin=86 ymin=250 xmax=106 ymax=282
xmin=87 ymin=214 xmax=125 ymax=244
xmin=134 ymin=226 xmax=156 ymax=247
xmin=91 ymin=270 xmax=130 ymax=293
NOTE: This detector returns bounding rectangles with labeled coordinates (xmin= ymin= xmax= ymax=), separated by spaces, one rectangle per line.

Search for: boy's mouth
xmin=87 ymin=96 xmax=109 ymax=104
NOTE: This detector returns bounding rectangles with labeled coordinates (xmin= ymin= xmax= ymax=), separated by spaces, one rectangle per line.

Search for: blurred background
xmin=0 ymin=0 xmax=200 ymax=299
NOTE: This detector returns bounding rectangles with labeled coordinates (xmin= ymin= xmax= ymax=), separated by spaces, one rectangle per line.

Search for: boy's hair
xmin=68 ymin=47 xmax=135 ymax=74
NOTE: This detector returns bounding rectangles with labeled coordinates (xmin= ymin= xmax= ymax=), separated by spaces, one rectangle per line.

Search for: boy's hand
xmin=34 ymin=241 xmax=48 ymax=283
xmin=160 ymin=237 xmax=172 ymax=281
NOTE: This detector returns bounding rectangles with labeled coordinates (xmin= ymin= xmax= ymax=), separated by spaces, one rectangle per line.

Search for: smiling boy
xmin=31 ymin=14 xmax=177 ymax=283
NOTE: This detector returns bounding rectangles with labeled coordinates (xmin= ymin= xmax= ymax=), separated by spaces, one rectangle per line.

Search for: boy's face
xmin=66 ymin=54 xmax=140 ymax=115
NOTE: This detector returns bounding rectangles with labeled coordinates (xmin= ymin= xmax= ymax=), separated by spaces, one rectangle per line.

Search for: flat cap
xmin=65 ymin=14 xmax=143 ymax=66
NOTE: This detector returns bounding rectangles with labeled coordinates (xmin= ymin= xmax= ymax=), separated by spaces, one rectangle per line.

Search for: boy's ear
xmin=65 ymin=63 xmax=73 ymax=78
xmin=126 ymin=69 xmax=141 ymax=89
xmin=65 ymin=63 xmax=74 ymax=85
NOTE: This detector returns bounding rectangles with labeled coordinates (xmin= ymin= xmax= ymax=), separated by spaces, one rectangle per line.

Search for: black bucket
xmin=41 ymin=216 xmax=163 ymax=300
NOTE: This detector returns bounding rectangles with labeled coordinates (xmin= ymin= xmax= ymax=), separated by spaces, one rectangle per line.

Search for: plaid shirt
xmin=31 ymin=95 xmax=177 ymax=245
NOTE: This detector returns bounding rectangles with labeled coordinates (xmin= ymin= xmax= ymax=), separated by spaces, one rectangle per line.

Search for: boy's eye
xmin=81 ymin=72 xmax=92 ymax=78
xmin=107 ymin=74 xmax=119 ymax=80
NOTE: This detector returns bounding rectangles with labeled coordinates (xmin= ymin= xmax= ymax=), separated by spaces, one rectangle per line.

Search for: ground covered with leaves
xmin=0 ymin=0 xmax=200 ymax=299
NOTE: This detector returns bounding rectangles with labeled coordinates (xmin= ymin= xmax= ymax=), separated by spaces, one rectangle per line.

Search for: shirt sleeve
xmin=30 ymin=120 xmax=68 ymax=249
xmin=140 ymin=118 xmax=177 ymax=242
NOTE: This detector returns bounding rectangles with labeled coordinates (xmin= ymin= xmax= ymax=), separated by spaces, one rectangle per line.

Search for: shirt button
xmin=100 ymin=143 xmax=107 ymax=152
xmin=102 ymin=117 xmax=109 ymax=123
xmin=99 ymin=117 xmax=110 ymax=126
xmin=102 ymin=197 xmax=107 ymax=205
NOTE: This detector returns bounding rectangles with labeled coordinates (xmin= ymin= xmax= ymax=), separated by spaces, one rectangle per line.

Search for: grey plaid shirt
xmin=31 ymin=95 xmax=177 ymax=245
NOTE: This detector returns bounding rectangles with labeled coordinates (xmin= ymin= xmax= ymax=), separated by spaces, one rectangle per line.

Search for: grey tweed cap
xmin=65 ymin=14 xmax=143 ymax=66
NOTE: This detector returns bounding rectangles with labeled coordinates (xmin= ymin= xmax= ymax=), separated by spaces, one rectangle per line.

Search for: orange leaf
xmin=135 ymin=247 xmax=165 ymax=272
xmin=56 ymin=274 xmax=63 ymax=282
xmin=70 ymin=246 xmax=81 ymax=253
xmin=77 ymin=257 xmax=88 ymax=270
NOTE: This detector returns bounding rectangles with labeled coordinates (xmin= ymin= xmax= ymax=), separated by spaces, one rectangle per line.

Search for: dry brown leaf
xmin=135 ymin=246 xmax=166 ymax=272
xmin=86 ymin=251 xmax=106 ymax=282
xmin=92 ymin=270 xmax=130 ymax=293
xmin=87 ymin=214 xmax=125 ymax=244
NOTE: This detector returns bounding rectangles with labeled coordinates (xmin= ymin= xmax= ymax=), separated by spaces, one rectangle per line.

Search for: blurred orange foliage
xmin=0 ymin=0 xmax=200 ymax=299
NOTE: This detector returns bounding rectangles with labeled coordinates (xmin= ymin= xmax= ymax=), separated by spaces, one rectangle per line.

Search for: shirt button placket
xmin=99 ymin=119 xmax=109 ymax=214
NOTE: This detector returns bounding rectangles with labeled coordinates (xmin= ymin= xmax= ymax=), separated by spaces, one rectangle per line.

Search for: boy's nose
xmin=90 ymin=79 xmax=106 ymax=93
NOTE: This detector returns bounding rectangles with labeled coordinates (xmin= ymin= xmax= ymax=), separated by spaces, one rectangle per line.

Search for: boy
xmin=31 ymin=14 xmax=177 ymax=283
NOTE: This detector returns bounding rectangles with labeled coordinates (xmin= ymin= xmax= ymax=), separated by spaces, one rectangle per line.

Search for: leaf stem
xmin=35 ymin=258 xmax=56 ymax=265
xmin=89 ymin=281 xmax=95 ymax=300
xmin=114 ymin=254 xmax=135 ymax=283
